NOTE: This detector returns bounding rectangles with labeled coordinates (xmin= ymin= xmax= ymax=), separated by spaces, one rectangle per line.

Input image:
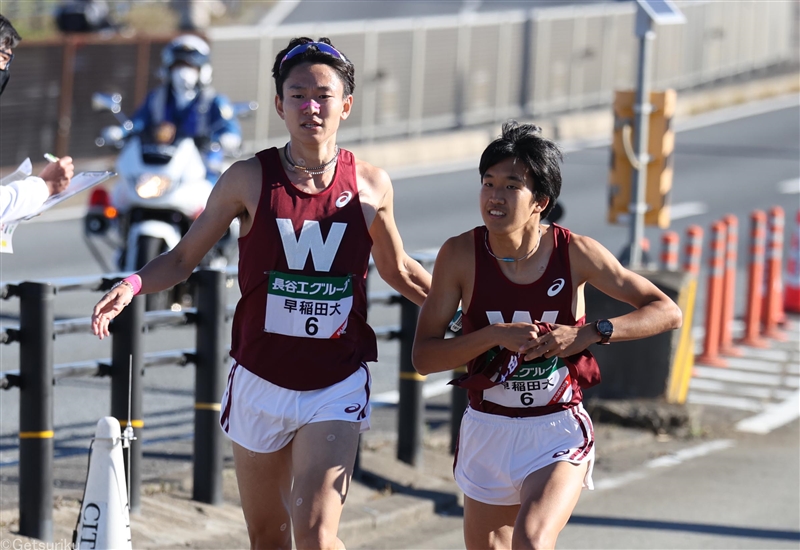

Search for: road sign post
xmin=627 ymin=0 xmax=685 ymax=268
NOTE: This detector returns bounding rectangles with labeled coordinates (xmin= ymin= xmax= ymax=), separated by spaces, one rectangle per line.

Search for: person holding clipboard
xmin=0 ymin=14 xmax=74 ymax=225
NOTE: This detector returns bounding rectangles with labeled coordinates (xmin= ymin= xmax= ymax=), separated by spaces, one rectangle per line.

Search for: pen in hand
xmin=39 ymin=154 xmax=74 ymax=196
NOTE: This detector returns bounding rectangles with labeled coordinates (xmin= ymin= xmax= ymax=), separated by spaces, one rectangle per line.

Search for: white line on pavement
xmin=735 ymin=390 xmax=800 ymax=434
xmin=372 ymin=380 xmax=451 ymax=406
xmin=669 ymin=201 xmax=709 ymax=220
xmin=777 ymin=178 xmax=800 ymax=194
xmin=686 ymin=391 xmax=764 ymax=412
xmin=593 ymin=439 xmax=735 ymax=491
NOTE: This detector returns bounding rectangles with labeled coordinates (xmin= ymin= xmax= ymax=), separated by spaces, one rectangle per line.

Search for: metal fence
xmin=0 ymin=1 xmax=796 ymax=163
xmin=207 ymin=1 xmax=797 ymax=152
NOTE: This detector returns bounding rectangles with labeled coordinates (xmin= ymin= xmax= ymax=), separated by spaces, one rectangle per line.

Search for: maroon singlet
xmin=463 ymin=224 xmax=589 ymax=417
xmin=230 ymin=147 xmax=377 ymax=391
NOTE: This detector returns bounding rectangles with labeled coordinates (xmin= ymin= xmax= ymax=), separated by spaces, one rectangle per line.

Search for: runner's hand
xmin=91 ymin=283 xmax=134 ymax=339
xmin=494 ymin=322 xmax=540 ymax=354
xmin=521 ymin=324 xmax=592 ymax=361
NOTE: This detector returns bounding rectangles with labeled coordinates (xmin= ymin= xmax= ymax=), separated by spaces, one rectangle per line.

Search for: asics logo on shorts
xmin=336 ymin=191 xmax=353 ymax=208
xmin=547 ymin=278 xmax=566 ymax=297
xmin=344 ymin=403 xmax=362 ymax=413
xmin=552 ymin=449 xmax=570 ymax=458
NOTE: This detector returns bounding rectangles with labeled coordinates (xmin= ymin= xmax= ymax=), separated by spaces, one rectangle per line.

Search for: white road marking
xmin=594 ymin=440 xmax=735 ymax=491
xmin=669 ymin=201 xmax=709 ymax=220
xmin=692 ymin=366 xmax=786 ymax=386
xmin=777 ymin=178 xmax=800 ymax=194
xmin=735 ymin=390 xmax=800 ymax=434
xmin=673 ymin=93 xmax=799 ymax=133
xmin=372 ymin=380 xmax=451 ymax=406
xmin=690 ymin=378 xmax=797 ymax=400
xmin=686 ymin=391 xmax=765 ymax=412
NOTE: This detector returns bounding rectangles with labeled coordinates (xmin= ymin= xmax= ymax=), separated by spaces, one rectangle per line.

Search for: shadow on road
xmin=569 ymin=515 xmax=800 ymax=542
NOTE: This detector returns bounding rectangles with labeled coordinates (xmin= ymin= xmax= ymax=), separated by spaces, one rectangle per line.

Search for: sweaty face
xmin=479 ymin=157 xmax=543 ymax=234
xmin=276 ymin=62 xmax=352 ymax=142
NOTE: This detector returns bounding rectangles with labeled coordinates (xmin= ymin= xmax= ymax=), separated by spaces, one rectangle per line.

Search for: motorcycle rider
xmin=104 ymin=34 xmax=241 ymax=183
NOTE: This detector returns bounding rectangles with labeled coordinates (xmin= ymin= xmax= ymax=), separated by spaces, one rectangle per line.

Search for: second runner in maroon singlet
xmin=463 ymin=224 xmax=593 ymax=417
xmin=230 ymin=147 xmax=377 ymax=391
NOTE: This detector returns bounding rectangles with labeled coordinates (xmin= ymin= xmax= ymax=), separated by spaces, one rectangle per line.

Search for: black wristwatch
xmin=595 ymin=319 xmax=613 ymax=345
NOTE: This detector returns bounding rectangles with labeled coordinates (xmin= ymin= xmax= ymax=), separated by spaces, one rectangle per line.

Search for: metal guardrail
xmin=2 ymin=2 xmax=796 ymax=162
xmin=207 ymin=1 xmax=799 ymax=151
xmin=0 ymin=254 xmax=450 ymax=543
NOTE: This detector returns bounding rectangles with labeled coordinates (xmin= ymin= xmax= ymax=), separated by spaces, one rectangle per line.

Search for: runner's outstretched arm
xmin=366 ymin=166 xmax=431 ymax=306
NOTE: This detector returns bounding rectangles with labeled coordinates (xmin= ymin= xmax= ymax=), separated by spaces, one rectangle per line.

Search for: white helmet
xmin=161 ymin=35 xmax=212 ymax=86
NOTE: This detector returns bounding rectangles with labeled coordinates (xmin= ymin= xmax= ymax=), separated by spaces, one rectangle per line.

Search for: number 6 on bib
xmin=264 ymin=271 xmax=352 ymax=338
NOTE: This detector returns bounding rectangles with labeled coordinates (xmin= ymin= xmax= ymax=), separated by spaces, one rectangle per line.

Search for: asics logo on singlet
xmin=336 ymin=191 xmax=353 ymax=208
xmin=277 ymin=219 xmax=346 ymax=272
xmin=547 ymin=278 xmax=566 ymax=297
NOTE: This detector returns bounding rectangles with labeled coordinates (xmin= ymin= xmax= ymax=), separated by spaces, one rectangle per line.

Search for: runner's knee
xmin=512 ymin=523 xmax=559 ymax=550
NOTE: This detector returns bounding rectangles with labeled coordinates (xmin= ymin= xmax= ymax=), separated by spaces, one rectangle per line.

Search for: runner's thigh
xmin=463 ymin=496 xmax=518 ymax=550
xmin=232 ymin=441 xmax=293 ymax=547
xmin=291 ymin=420 xmax=360 ymax=538
xmin=515 ymin=460 xmax=589 ymax=545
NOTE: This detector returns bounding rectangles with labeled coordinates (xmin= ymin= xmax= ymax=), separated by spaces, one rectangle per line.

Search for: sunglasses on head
xmin=279 ymin=42 xmax=348 ymax=71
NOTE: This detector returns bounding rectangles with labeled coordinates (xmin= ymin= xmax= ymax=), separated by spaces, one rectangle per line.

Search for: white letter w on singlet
xmin=486 ymin=311 xmax=533 ymax=325
xmin=486 ymin=310 xmax=560 ymax=325
xmin=277 ymin=219 xmax=346 ymax=272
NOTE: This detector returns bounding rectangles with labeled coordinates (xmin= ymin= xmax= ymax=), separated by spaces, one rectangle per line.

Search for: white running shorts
xmin=219 ymin=360 xmax=372 ymax=454
xmin=454 ymin=404 xmax=595 ymax=506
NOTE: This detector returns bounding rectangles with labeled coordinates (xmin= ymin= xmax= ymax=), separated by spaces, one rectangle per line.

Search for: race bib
xmin=264 ymin=271 xmax=352 ymax=339
xmin=483 ymin=355 xmax=573 ymax=408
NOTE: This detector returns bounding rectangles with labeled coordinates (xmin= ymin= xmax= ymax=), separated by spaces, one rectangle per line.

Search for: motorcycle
xmin=85 ymin=92 xmax=257 ymax=310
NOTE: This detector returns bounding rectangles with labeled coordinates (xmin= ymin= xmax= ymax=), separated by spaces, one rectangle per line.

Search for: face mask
xmin=0 ymin=69 xmax=10 ymax=97
xmin=170 ymin=66 xmax=200 ymax=93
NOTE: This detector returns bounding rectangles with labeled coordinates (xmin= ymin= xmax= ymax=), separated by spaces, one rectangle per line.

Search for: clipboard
xmin=1 ymin=170 xmax=115 ymax=254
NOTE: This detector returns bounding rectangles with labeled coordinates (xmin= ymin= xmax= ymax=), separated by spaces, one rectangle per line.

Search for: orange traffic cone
xmin=785 ymin=209 xmax=800 ymax=313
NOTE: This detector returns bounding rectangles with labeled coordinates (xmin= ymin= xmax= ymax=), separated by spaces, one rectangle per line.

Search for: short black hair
xmin=272 ymin=37 xmax=355 ymax=100
xmin=0 ymin=14 xmax=22 ymax=51
xmin=479 ymin=121 xmax=563 ymax=219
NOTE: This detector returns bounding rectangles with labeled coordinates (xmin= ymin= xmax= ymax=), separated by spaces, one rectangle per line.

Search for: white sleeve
xmin=0 ymin=176 xmax=50 ymax=224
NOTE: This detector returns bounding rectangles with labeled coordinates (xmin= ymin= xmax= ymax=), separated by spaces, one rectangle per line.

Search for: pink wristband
xmin=122 ymin=274 xmax=142 ymax=296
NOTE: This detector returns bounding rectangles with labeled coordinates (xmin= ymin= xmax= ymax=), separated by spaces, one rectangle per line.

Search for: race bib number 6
xmin=264 ymin=271 xmax=352 ymax=339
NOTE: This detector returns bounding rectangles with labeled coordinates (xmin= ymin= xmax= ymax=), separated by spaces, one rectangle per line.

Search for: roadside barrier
xmin=660 ymin=231 xmax=680 ymax=271
xmin=739 ymin=210 xmax=769 ymax=348
xmin=1 ymin=257 xmax=441 ymax=542
xmin=719 ymin=215 xmax=742 ymax=357
xmin=763 ymin=206 xmax=786 ymax=340
xmin=786 ymin=209 xmax=800 ymax=313
xmin=696 ymin=221 xmax=728 ymax=367
xmin=683 ymin=225 xmax=704 ymax=276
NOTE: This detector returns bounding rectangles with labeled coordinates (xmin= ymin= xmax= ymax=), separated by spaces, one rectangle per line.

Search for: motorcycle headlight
xmin=135 ymin=174 xmax=172 ymax=199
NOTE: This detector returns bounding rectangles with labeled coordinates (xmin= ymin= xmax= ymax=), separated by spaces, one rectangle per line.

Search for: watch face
xmin=597 ymin=319 xmax=613 ymax=336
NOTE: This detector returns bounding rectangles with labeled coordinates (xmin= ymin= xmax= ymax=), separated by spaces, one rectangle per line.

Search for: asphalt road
xmin=352 ymin=418 xmax=800 ymax=550
xmin=0 ymin=99 xmax=797 ymax=479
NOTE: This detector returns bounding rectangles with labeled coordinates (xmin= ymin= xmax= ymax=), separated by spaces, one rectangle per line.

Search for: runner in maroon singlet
xmin=92 ymin=38 xmax=431 ymax=549
xmin=413 ymin=122 xmax=682 ymax=550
